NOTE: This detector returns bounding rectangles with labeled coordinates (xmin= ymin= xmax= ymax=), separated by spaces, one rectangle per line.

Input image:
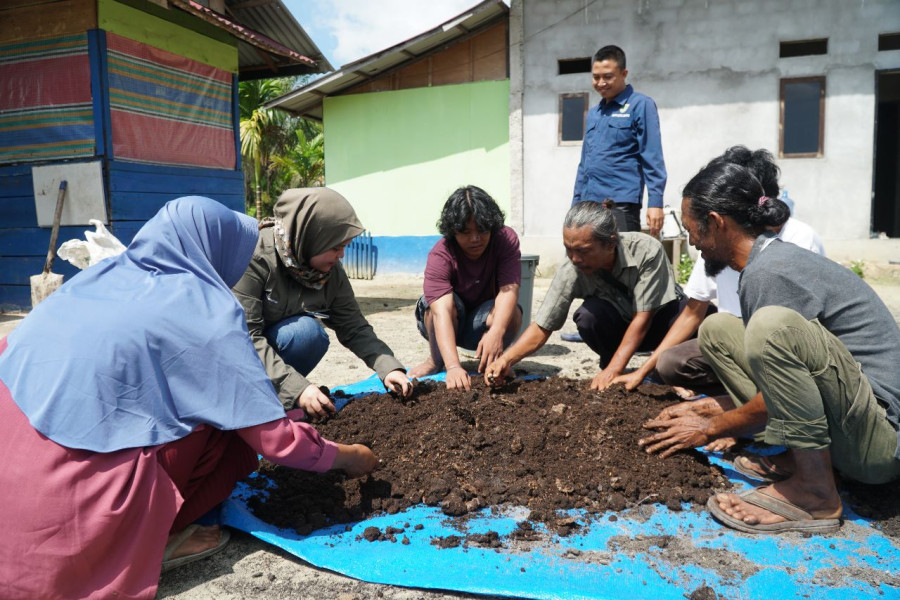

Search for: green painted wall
xmin=323 ymin=80 xmax=510 ymax=236
xmin=99 ymin=0 xmax=237 ymax=72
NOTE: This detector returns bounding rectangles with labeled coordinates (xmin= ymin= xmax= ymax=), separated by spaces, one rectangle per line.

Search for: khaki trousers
xmin=698 ymin=307 xmax=900 ymax=484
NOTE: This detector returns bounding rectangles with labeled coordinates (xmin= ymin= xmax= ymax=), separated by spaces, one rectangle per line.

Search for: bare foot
xmin=735 ymin=453 xmax=794 ymax=479
xmin=713 ymin=481 xmax=842 ymax=526
xmin=408 ymin=358 xmax=442 ymax=379
xmin=166 ymin=525 xmax=222 ymax=561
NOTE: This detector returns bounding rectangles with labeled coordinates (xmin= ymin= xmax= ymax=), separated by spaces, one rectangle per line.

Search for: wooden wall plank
xmin=0 ymin=256 xmax=79 ymax=285
xmin=0 ymin=0 xmax=97 ymax=45
xmin=0 ymin=285 xmax=31 ymax=311
xmin=109 ymin=191 xmax=245 ymax=220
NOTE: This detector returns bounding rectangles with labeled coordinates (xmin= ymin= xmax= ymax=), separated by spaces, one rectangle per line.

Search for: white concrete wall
xmin=513 ymin=0 xmax=900 ymax=273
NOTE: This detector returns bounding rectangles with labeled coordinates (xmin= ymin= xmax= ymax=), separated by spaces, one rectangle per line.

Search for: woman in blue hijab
xmin=0 ymin=197 xmax=377 ymax=600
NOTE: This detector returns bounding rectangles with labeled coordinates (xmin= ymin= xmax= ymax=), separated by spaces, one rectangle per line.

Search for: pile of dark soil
xmin=245 ymin=377 xmax=730 ymax=538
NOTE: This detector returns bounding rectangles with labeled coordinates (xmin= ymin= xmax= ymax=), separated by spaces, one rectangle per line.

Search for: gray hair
xmin=563 ymin=200 xmax=618 ymax=244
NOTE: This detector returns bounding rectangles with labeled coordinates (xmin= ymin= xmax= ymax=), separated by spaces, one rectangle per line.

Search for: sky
xmin=282 ymin=0 xmax=484 ymax=68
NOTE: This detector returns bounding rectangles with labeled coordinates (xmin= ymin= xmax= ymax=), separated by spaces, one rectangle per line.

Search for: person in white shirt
xmin=614 ymin=147 xmax=825 ymax=407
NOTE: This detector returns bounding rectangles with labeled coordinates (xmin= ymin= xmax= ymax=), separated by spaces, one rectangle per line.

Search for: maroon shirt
xmin=423 ymin=226 xmax=521 ymax=310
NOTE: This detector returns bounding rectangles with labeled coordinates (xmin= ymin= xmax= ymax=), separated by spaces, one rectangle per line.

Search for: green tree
xmin=239 ymin=78 xmax=292 ymax=218
xmin=270 ymin=125 xmax=325 ymax=190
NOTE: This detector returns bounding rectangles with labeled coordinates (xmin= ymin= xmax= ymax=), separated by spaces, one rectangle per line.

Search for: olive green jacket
xmin=233 ymin=228 xmax=404 ymax=408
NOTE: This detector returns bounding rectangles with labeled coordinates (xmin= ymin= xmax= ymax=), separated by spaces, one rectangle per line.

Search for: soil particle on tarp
xmin=246 ymin=378 xmax=730 ymax=541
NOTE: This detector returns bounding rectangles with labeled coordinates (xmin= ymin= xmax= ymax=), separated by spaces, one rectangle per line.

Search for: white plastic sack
xmin=58 ymin=220 xmax=127 ymax=270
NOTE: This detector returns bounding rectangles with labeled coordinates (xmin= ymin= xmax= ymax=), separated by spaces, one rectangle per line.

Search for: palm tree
xmin=239 ymin=79 xmax=293 ymax=218
xmin=270 ymin=126 xmax=325 ymax=190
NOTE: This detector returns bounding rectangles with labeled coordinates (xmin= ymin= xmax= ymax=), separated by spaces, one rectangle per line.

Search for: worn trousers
xmin=157 ymin=427 xmax=258 ymax=532
xmin=698 ymin=306 xmax=900 ymax=484
xmin=574 ymin=296 xmax=683 ymax=368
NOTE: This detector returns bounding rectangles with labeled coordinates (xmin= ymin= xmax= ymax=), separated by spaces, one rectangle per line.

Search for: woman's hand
xmin=332 ymin=443 xmax=378 ymax=478
xmin=384 ymin=370 xmax=413 ymax=397
xmin=297 ymin=384 xmax=336 ymax=419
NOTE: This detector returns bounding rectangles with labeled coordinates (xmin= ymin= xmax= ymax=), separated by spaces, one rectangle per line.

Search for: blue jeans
xmin=415 ymin=293 xmax=496 ymax=351
xmin=264 ymin=315 xmax=330 ymax=376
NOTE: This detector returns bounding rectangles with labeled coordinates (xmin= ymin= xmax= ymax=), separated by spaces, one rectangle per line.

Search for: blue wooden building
xmin=0 ymin=0 xmax=329 ymax=310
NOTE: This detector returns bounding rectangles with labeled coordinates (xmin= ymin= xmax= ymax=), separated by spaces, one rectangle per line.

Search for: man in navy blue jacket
xmin=573 ymin=45 xmax=667 ymax=238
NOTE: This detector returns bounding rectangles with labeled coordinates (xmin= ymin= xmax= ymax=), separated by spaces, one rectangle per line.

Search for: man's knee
xmin=698 ymin=312 xmax=741 ymax=348
xmin=744 ymin=306 xmax=808 ymax=358
xmin=655 ymin=347 xmax=681 ymax=383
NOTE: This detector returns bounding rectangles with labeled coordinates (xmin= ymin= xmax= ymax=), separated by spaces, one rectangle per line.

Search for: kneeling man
xmin=641 ymin=158 xmax=900 ymax=534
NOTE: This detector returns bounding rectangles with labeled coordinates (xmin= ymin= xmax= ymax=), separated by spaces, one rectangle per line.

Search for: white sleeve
xmin=779 ymin=218 xmax=826 ymax=257
xmin=683 ymin=255 xmax=716 ymax=302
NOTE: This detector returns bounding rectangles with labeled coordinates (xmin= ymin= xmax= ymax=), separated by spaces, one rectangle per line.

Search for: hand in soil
xmin=650 ymin=397 xmax=725 ymax=422
xmin=297 ymin=384 xmax=336 ymax=418
xmin=445 ymin=366 xmax=471 ymax=390
xmin=332 ymin=443 xmax=379 ymax=478
xmin=483 ymin=358 xmax=511 ymax=387
xmin=589 ymin=367 xmax=620 ymax=390
xmin=611 ymin=369 xmax=644 ymax=391
xmin=639 ymin=414 xmax=712 ymax=458
xmin=384 ymin=370 xmax=413 ymax=397
xmin=475 ymin=330 xmax=504 ymax=373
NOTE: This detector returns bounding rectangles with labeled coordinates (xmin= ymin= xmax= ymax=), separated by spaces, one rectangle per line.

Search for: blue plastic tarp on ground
xmin=222 ymin=373 xmax=900 ymax=599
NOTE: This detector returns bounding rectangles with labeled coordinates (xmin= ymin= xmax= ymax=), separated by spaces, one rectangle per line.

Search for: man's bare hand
xmin=611 ymin=370 xmax=644 ymax=391
xmin=476 ymin=330 xmax=505 ymax=373
xmin=647 ymin=207 xmax=664 ymax=238
xmin=590 ymin=367 xmax=620 ymax=391
xmin=445 ymin=365 xmax=471 ymax=391
xmin=484 ymin=357 xmax=512 ymax=387
xmin=638 ymin=415 xmax=711 ymax=458
xmin=650 ymin=397 xmax=725 ymax=422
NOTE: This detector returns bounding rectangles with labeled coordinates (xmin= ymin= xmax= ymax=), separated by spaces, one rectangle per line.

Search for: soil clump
xmin=246 ymin=377 xmax=730 ymax=540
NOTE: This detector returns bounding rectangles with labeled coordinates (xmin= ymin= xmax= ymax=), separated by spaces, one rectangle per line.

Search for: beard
xmin=704 ymin=256 xmax=729 ymax=277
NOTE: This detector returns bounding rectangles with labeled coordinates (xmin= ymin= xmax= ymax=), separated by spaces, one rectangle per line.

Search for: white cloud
xmin=323 ymin=0 xmax=478 ymax=66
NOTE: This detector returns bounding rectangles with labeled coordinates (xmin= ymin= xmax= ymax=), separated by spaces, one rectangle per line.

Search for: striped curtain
xmin=0 ymin=34 xmax=94 ymax=163
xmin=106 ymin=33 xmax=235 ymax=169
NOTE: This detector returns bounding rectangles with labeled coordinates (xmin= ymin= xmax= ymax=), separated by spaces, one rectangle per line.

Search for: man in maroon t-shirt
xmin=409 ymin=186 xmax=522 ymax=390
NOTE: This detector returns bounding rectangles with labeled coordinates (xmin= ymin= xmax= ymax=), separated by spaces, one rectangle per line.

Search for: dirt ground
xmin=154 ymin=273 xmax=900 ymax=600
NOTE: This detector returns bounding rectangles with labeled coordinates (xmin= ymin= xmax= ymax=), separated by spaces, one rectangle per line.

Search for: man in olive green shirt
xmin=485 ymin=200 xmax=685 ymax=390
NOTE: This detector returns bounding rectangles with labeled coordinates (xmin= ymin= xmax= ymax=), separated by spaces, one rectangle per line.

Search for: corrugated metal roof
xmin=171 ymin=0 xmax=333 ymax=79
xmin=265 ymin=0 xmax=508 ymax=118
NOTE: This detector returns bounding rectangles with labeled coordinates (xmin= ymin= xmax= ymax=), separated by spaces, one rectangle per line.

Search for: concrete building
xmin=510 ymin=0 xmax=900 ymax=269
xmin=269 ymin=0 xmax=510 ymax=275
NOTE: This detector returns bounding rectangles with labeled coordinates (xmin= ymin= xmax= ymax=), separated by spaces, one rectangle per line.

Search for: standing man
xmin=573 ymin=45 xmax=667 ymax=238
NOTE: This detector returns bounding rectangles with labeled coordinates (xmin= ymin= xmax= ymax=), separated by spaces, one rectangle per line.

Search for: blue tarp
xmin=222 ymin=373 xmax=900 ymax=599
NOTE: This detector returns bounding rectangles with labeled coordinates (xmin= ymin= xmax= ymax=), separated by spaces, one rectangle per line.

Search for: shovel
xmin=30 ymin=180 xmax=67 ymax=308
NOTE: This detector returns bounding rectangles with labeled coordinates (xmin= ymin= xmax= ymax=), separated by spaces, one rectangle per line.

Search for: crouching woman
xmin=0 ymin=197 xmax=376 ymax=600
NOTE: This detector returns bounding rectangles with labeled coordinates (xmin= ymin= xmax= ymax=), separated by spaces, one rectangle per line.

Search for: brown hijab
xmin=261 ymin=187 xmax=364 ymax=289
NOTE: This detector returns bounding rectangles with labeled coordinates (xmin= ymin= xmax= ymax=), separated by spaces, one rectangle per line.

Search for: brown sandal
xmin=732 ymin=455 xmax=792 ymax=483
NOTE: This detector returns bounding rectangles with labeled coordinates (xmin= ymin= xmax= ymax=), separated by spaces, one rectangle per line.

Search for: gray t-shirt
xmin=535 ymin=232 xmax=680 ymax=331
xmin=740 ymin=234 xmax=900 ymax=453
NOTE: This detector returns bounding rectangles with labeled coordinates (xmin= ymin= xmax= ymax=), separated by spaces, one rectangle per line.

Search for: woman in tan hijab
xmin=234 ymin=188 xmax=412 ymax=416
